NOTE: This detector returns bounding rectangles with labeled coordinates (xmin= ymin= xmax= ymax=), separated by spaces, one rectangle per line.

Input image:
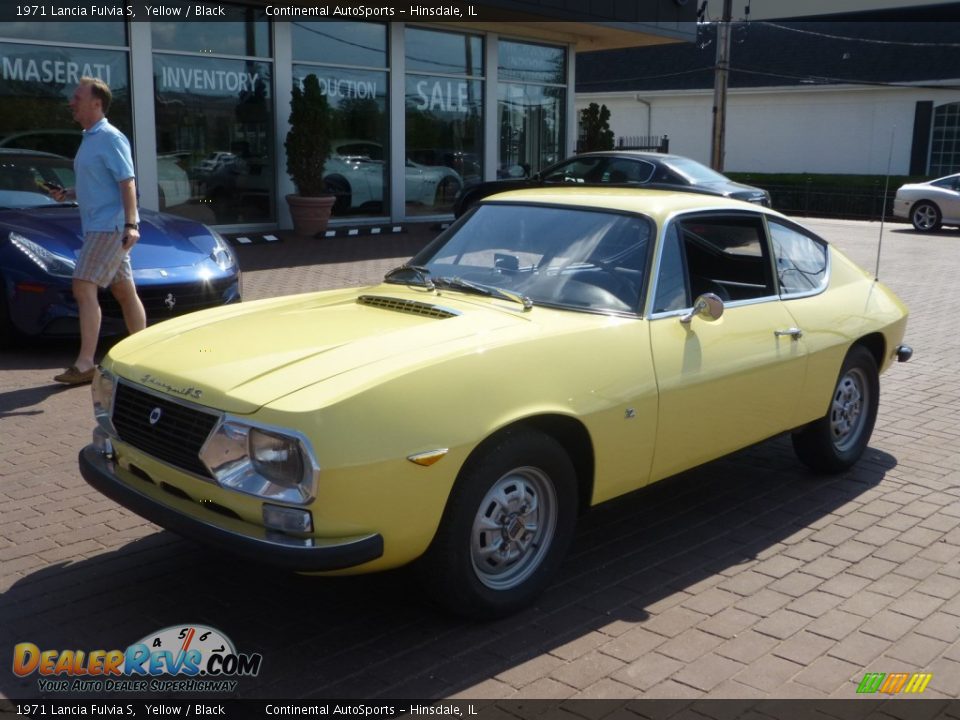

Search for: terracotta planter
xmin=286 ymin=194 xmax=336 ymax=238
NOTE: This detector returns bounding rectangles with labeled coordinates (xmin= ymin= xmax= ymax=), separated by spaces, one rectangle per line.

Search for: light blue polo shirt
xmin=74 ymin=118 xmax=137 ymax=234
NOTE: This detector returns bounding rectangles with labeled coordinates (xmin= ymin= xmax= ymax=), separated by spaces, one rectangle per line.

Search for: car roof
xmin=566 ymin=150 xmax=686 ymax=163
xmin=483 ymin=186 xmax=783 ymax=219
xmin=0 ymin=148 xmax=68 ymax=159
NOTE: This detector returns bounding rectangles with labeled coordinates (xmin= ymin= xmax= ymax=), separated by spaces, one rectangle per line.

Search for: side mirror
xmin=680 ymin=293 xmax=724 ymax=325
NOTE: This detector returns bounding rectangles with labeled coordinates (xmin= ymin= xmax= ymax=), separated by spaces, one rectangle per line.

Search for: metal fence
xmin=616 ymin=135 xmax=670 ymax=153
xmin=759 ymin=182 xmax=899 ymax=221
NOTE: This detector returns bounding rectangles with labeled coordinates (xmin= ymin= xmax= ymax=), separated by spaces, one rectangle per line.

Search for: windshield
xmin=664 ymin=156 xmax=730 ymax=184
xmin=409 ymin=203 xmax=653 ymax=314
xmin=0 ymin=153 xmax=75 ymax=209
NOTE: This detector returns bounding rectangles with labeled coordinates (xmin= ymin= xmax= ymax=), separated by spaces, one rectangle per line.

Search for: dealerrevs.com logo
xmin=13 ymin=625 xmax=262 ymax=693
xmin=857 ymin=672 xmax=932 ymax=695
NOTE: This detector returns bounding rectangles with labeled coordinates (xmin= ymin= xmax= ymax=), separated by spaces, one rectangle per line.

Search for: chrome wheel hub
xmin=830 ymin=368 xmax=867 ymax=451
xmin=914 ymin=206 xmax=936 ymax=230
xmin=471 ymin=467 xmax=557 ymax=590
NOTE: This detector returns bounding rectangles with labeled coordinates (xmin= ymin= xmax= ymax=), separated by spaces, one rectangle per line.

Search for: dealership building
xmin=0 ymin=5 xmax=694 ymax=232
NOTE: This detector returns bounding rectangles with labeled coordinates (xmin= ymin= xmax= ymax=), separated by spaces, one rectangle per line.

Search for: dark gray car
xmin=453 ymin=151 xmax=771 ymax=217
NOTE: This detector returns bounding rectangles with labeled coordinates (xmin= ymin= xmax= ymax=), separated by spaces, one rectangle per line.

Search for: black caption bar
xmin=0 ymin=0 xmax=683 ymax=23
xmin=3 ymin=700 xmax=960 ymax=720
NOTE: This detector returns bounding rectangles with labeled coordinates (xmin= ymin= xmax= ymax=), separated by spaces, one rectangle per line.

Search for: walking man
xmin=52 ymin=76 xmax=146 ymax=385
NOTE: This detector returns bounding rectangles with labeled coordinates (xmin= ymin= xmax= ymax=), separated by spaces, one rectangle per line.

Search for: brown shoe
xmin=54 ymin=366 xmax=95 ymax=385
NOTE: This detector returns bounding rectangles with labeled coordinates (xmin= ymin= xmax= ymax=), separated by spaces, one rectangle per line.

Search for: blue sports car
xmin=0 ymin=149 xmax=241 ymax=343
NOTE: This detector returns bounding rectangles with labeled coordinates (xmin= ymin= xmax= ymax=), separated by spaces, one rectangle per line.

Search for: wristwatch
xmin=124 ymin=222 xmax=139 ymax=230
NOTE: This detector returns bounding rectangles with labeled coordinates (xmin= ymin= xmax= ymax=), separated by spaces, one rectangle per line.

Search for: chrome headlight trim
xmin=91 ymin=366 xmax=118 ymax=438
xmin=199 ymin=416 xmax=320 ymax=505
xmin=209 ymin=229 xmax=238 ymax=271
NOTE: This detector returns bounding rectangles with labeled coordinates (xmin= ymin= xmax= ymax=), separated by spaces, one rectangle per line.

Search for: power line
xmin=758 ymin=21 xmax=960 ymax=48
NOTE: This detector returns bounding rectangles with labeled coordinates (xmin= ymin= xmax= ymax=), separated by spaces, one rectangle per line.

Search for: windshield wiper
xmin=433 ymin=276 xmax=532 ymax=311
xmin=384 ymin=264 xmax=434 ymax=289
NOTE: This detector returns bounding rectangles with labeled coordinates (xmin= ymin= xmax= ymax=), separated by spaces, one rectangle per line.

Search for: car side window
xmin=675 ymin=214 xmax=775 ymax=303
xmin=653 ymin=223 xmax=689 ymax=313
xmin=768 ymin=220 xmax=828 ymax=296
xmin=542 ymin=158 xmax=606 ymax=183
xmin=604 ymin=159 xmax=655 ymax=184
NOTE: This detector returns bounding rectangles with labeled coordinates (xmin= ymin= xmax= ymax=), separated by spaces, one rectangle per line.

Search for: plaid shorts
xmin=74 ymin=230 xmax=132 ymax=288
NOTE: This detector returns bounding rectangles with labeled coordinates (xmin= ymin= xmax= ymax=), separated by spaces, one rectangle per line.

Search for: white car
xmin=893 ymin=173 xmax=960 ymax=232
xmin=323 ymin=140 xmax=462 ymax=215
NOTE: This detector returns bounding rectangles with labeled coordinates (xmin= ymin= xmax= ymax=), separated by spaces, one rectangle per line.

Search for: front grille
xmin=112 ymin=381 xmax=220 ymax=478
xmin=357 ymin=295 xmax=459 ymax=319
xmin=101 ymin=277 xmax=237 ymax=320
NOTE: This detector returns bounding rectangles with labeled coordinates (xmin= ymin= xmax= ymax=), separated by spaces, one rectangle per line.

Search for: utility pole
xmin=710 ymin=0 xmax=733 ymax=171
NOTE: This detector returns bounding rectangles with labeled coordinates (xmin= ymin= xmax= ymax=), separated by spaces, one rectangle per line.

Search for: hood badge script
xmin=140 ymin=373 xmax=203 ymax=400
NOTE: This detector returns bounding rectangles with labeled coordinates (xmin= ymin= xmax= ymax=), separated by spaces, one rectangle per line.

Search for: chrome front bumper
xmin=79 ymin=444 xmax=384 ymax=572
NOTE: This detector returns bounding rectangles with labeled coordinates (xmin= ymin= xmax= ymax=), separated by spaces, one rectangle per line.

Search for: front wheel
xmin=792 ymin=345 xmax=879 ymax=474
xmin=419 ymin=429 xmax=578 ymax=619
xmin=911 ymin=201 xmax=942 ymax=232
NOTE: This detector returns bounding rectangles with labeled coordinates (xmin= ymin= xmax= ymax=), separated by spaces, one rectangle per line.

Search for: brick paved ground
xmin=1 ymin=219 xmax=959 ymax=701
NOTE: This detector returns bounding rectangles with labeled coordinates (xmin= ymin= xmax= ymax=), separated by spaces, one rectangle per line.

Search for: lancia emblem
xmin=164 ymin=293 xmax=176 ymax=310
xmin=149 ymin=407 xmax=163 ymax=425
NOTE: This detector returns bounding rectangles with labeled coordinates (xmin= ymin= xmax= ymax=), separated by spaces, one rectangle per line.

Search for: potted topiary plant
xmin=285 ymin=73 xmax=336 ymax=237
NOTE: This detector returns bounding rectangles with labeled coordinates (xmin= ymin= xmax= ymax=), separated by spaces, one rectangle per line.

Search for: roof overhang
xmin=471 ymin=22 xmax=697 ymax=50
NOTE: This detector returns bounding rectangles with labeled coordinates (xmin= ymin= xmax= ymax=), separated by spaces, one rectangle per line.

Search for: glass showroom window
xmin=152 ymin=4 xmax=274 ymax=224
xmin=405 ymin=27 xmax=483 ymax=217
xmin=0 ymin=39 xmax=130 ymax=157
xmin=931 ymin=102 xmax=960 ymax=176
xmin=497 ymin=40 xmax=566 ymax=179
xmin=293 ymin=21 xmax=389 ymax=218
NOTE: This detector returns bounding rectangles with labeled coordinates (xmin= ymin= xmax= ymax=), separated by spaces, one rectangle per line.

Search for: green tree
xmin=579 ymin=102 xmax=614 ymax=152
xmin=284 ymin=74 xmax=331 ymax=197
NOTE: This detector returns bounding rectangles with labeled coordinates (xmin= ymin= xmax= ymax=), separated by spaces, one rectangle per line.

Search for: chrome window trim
xmin=645 ymin=206 xmax=780 ymax=318
xmin=764 ymin=216 xmax=832 ymax=300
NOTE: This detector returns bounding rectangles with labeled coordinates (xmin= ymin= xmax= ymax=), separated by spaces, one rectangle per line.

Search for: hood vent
xmin=357 ymin=295 xmax=460 ymax=319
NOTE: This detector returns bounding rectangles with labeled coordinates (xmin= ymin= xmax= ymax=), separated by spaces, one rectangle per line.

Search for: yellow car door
xmin=647 ymin=213 xmax=809 ymax=481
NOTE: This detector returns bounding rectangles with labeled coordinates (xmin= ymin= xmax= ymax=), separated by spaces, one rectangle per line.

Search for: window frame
xmin=647 ymin=210 xmax=783 ymax=319
xmin=764 ymin=215 xmax=832 ymax=300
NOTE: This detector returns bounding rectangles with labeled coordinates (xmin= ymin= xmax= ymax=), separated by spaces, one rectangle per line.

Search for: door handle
xmin=775 ymin=327 xmax=803 ymax=339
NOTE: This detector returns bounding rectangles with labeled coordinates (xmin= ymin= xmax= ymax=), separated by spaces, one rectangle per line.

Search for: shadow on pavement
xmin=0 ymin=437 xmax=896 ymax=700
xmin=234 ymin=229 xmax=438 ymax=274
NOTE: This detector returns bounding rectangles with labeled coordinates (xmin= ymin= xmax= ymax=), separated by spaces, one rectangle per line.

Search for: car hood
xmin=0 ymin=206 xmax=217 ymax=270
xmin=105 ymin=286 xmax=538 ymax=415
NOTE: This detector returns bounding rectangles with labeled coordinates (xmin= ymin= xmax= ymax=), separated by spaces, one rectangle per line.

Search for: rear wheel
xmin=911 ymin=201 xmax=942 ymax=232
xmin=323 ymin=176 xmax=351 ymax=216
xmin=419 ymin=428 xmax=578 ymax=619
xmin=792 ymin=345 xmax=879 ymax=473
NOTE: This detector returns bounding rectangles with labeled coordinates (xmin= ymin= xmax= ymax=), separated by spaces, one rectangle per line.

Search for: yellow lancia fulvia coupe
xmin=80 ymin=187 xmax=911 ymax=618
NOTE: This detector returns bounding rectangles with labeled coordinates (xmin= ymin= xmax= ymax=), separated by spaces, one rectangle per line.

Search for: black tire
xmin=418 ymin=428 xmax=578 ymax=619
xmin=323 ymin=176 xmax=352 ymax=216
xmin=792 ymin=345 xmax=879 ymax=474
xmin=453 ymin=190 xmax=481 ymax=218
xmin=436 ymin=176 xmax=459 ymax=206
xmin=0 ymin=276 xmax=16 ymax=349
xmin=911 ymin=201 xmax=942 ymax=233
